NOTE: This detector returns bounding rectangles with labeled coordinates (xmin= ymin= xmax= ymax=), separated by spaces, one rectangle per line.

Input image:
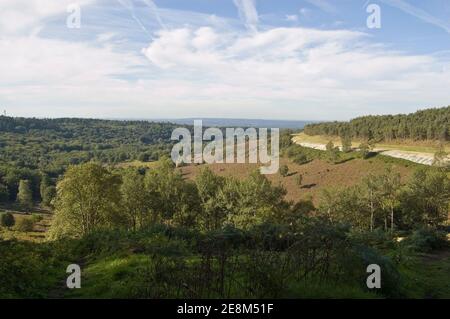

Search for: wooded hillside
xmin=304 ymin=106 xmax=450 ymax=142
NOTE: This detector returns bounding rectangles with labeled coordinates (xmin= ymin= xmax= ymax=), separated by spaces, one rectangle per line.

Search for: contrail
xmin=233 ymin=0 xmax=259 ymax=33
xmin=116 ymin=0 xmax=153 ymax=38
xmin=141 ymin=0 xmax=166 ymax=30
xmin=380 ymin=0 xmax=450 ymax=34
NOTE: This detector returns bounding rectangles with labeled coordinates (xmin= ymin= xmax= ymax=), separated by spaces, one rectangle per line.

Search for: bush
xmin=15 ymin=218 xmax=35 ymax=232
xmin=1 ymin=213 xmax=15 ymax=229
xmin=402 ymin=228 xmax=448 ymax=253
xmin=279 ymin=165 xmax=289 ymax=177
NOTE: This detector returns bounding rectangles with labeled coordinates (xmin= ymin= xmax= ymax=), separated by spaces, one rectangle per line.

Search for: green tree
xmin=195 ymin=167 xmax=226 ymax=231
xmin=0 ymin=184 xmax=9 ymax=203
xmin=341 ymin=135 xmax=352 ymax=153
xmin=358 ymin=143 xmax=371 ymax=159
xmin=17 ymin=180 xmax=33 ymax=211
xmin=49 ymin=162 xmax=122 ymax=239
xmin=1 ymin=213 xmax=15 ymax=229
xmin=120 ymin=168 xmax=149 ymax=230
xmin=378 ymin=168 xmax=401 ymax=232
xmin=144 ymin=157 xmax=199 ymax=227
xmin=41 ymin=186 xmax=56 ymax=208
xmin=433 ymin=143 xmax=448 ymax=167
xmin=399 ymin=168 xmax=450 ymax=228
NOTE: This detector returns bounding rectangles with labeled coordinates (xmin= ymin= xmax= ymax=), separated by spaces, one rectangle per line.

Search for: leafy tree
xmin=341 ymin=135 xmax=352 ymax=153
xmin=326 ymin=141 xmax=340 ymax=164
xmin=358 ymin=143 xmax=371 ymax=159
xmin=120 ymin=168 xmax=149 ymax=230
xmin=41 ymin=186 xmax=56 ymax=208
xmin=0 ymin=184 xmax=9 ymax=202
xmin=49 ymin=162 xmax=122 ymax=239
xmin=399 ymin=168 xmax=450 ymax=228
xmin=378 ymin=168 xmax=401 ymax=232
xmin=195 ymin=167 xmax=226 ymax=231
xmin=433 ymin=143 xmax=449 ymax=167
xmin=17 ymin=180 xmax=33 ymax=211
xmin=144 ymin=157 xmax=199 ymax=227
xmin=1 ymin=213 xmax=15 ymax=229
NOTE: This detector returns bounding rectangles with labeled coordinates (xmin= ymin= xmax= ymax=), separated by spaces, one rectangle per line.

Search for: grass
xmin=399 ymin=250 xmax=450 ymax=298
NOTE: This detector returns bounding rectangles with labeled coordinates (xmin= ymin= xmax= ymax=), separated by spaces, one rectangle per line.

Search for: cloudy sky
xmin=1 ymin=0 xmax=450 ymax=120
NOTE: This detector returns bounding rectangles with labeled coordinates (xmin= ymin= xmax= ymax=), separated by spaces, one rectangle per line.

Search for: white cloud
xmin=0 ymin=0 xmax=94 ymax=34
xmin=285 ymin=15 xmax=299 ymax=22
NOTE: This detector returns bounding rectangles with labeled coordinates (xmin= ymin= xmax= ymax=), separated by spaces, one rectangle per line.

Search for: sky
xmin=1 ymin=0 xmax=450 ymax=121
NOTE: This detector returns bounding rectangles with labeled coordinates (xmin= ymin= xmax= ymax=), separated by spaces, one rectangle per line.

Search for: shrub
xmin=1 ymin=213 xmax=15 ymax=229
xmin=15 ymin=218 xmax=35 ymax=232
xmin=402 ymin=228 xmax=448 ymax=253
xmin=279 ymin=165 xmax=289 ymax=177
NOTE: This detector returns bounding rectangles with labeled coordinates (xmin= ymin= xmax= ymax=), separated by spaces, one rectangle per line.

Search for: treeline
xmin=304 ymin=106 xmax=450 ymax=142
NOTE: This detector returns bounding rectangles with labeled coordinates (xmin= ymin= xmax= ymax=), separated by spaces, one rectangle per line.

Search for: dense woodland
xmin=303 ymin=106 xmax=450 ymax=142
xmin=0 ymin=116 xmax=181 ymax=205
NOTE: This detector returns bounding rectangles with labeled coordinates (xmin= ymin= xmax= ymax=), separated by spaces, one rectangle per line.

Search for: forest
xmin=303 ymin=106 xmax=450 ymax=142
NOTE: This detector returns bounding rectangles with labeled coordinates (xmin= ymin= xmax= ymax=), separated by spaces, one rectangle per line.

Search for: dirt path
xmin=293 ymin=140 xmax=443 ymax=166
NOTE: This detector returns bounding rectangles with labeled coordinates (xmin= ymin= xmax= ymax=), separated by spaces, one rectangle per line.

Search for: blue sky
xmin=1 ymin=0 xmax=450 ymax=120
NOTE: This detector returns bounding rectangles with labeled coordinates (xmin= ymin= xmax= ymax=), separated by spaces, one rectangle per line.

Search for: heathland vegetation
xmin=0 ymin=115 xmax=449 ymax=299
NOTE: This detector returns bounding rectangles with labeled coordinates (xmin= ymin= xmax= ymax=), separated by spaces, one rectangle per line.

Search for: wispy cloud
xmin=233 ymin=0 xmax=259 ymax=32
xmin=305 ymin=0 xmax=337 ymax=14
xmin=381 ymin=0 xmax=450 ymax=34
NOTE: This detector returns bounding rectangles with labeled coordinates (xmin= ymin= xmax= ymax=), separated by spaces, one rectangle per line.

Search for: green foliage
xmin=17 ymin=179 xmax=33 ymax=210
xmin=0 ymin=183 xmax=9 ymax=202
xmin=398 ymin=168 xmax=450 ymax=228
xmin=15 ymin=217 xmax=35 ymax=232
xmin=1 ymin=212 xmax=15 ymax=228
xmin=279 ymin=164 xmax=289 ymax=177
xmin=304 ymin=106 xmax=450 ymax=142
xmin=49 ymin=162 xmax=123 ymax=239
xmin=401 ymin=228 xmax=448 ymax=253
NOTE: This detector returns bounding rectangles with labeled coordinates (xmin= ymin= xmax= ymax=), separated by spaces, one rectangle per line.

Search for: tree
xmin=195 ymin=167 xmax=226 ymax=231
xmin=49 ymin=162 xmax=122 ymax=239
xmin=120 ymin=168 xmax=149 ymax=230
xmin=1 ymin=213 xmax=15 ymax=229
xmin=378 ymin=168 xmax=401 ymax=232
xmin=399 ymin=168 xmax=450 ymax=228
xmin=17 ymin=180 xmax=33 ymax=211
xmin=41 ymin=186 xmax=56 ymax=208
xmin=358 ymin=143 xmax=371 ymax=159
xmin=0 ymin=184 xmax=9 ymax=203
xmin=144 ymin=157 xmax=199 ymax=227
xmin=341 ymin=135 xmax=352 ymax=153
xmin=326 ymin=141 xmax=340 ymax=164
xmin=433 ymin=143 xmax=449 ymax=167
xmin=362 ymin=174 xmax=382 ymax=232
xmin=279 ymin=165 xmax=289 ymax=177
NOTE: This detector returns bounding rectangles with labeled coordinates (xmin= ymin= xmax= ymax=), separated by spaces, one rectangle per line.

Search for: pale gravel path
xmin=293 ymin=140 xmax=447 ymax=167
